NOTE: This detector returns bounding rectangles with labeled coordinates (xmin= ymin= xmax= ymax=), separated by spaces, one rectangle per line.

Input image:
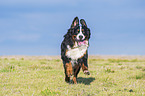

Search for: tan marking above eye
xmin=82 ymin=29 xmax=84 ymax=31
xmin=77 ymin=29 xmax=80 ymax=31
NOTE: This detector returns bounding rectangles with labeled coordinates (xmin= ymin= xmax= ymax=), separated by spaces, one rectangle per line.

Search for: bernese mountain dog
xmin=61 ymin=17 xmax=91 ymax=84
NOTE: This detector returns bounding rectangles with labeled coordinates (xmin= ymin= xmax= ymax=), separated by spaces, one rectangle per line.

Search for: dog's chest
xmin=66 ymin=45 xmax=88 ymax=60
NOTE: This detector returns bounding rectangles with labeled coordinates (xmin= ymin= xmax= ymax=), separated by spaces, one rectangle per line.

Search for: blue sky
xmin=0 ymin=0 xmax=145 ymax=55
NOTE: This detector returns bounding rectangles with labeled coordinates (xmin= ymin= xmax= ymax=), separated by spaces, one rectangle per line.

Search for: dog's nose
xmin=79 ymin=35 xmax=83 ymax=40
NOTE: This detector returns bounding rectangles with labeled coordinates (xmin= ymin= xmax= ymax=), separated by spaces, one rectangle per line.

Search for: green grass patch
xmin=128 ymin=73 xmax=145 ymax=80
xmin=4 ymin=58 xmax=8 ymax=60
xmin=136 ymin=73 xmax=145 ymax=79
xmin=108 ymin=59 xmax=144 ymax=63
xmin=0 ymin=56 xmax=145 ymax=96
xmin=105 ymin=68 xmax=115 ymax=73
xmin=136 ymin=66 xmax=142 ymax=69
xmin=40 ymin=61 xmax=47 ymax=64
xmin=54 ymin=59 xmax=61 ymax=62
xmin=41 ymin=88 xmax=60 ymax=96
xmin=89 ymin=59 xmax=105 ymax=61
xmin=118 ymin=63 xmax=122 ymax=65
xmin=0 ymin=65 xmax=15 ymax=72
xmin=104 ymin=63 xmax=112 ymax=65
xmin=20 ymin=58 xmax=24 ymax=60
xmin=108 ymin=59 xmax=129 ymax=63
xmin=10 ymin=58 xmax=15 ymax=60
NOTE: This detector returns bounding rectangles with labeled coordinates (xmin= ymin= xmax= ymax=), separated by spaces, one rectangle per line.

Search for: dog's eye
xmin=82 ymin=29 xmax=85 ymax=34
xmin=76 ymin=29 xmax=79 ymax=34
xmin=73 ymin=35 xmax=76 ymax=39
xmin=82 ymin=29 xmax=85 ymax=33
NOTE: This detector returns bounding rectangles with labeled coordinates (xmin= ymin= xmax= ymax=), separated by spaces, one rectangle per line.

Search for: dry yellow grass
xmin=0 ymin=55 xmax=145 ymax=95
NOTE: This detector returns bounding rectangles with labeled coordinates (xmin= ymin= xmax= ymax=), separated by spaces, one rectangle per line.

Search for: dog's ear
xmin=80 ymin=19 xmax=87 ymax=27
xmin=71 ymin=17 xmax=79 ymax=28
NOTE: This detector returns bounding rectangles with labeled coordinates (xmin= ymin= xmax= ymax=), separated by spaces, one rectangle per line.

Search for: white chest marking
xmin=66 ymin=43 xmax=88 ymax=60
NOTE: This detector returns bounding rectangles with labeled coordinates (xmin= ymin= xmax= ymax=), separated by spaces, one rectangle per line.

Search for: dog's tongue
xmin=78 ymin=41 xmax=86 ymax=46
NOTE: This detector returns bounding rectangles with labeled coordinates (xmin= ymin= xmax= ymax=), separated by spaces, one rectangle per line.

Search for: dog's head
xmin=65 ymin=17 xmax=90 ymax=46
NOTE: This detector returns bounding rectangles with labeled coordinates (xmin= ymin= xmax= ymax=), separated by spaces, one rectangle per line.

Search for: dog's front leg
xmin=73 ymin=64 xmax=81 ymax=84
xmin=65 ymin=62 xmax=73 ymax=82
xmin=82 ymin=63 xmax=90 ymax=75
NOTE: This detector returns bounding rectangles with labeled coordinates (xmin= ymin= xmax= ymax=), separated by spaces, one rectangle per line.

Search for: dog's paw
xmin=73 ymin=77 xmax=77 ymax=84
xmin=84 ymin=70 xmax=90 ymax=75
xmin=65 ymin=77 xmax=70 ymax=83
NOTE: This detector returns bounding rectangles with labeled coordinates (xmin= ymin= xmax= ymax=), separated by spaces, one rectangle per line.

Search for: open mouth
xmin=77 ymin=40 xmax=87 ymax=46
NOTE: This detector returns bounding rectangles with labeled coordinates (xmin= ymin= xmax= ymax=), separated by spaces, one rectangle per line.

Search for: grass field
xmin=0 ymin=55 xmax=145 ymax=96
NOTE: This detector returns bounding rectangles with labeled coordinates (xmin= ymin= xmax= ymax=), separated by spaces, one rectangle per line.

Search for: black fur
xmin=61 ymin=17 xmax=91 ymax=83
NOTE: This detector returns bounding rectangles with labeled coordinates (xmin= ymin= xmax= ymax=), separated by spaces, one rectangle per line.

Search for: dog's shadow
xmin=70 ymin=77 xmax=95 ymax=85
